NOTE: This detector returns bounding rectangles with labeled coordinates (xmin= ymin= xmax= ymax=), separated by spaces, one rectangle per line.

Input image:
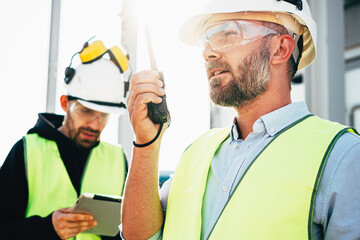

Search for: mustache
xmin=206 ymin=61 xmax=233 ymax=79
xmin=79 ymin=127 xmax=100 ymax=135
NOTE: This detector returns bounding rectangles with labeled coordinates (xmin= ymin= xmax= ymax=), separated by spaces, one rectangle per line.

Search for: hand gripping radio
xmin=145 ymin=27 xmax=169 ymax=125
xmin=132 ymin=27 xmax=170 ymax=148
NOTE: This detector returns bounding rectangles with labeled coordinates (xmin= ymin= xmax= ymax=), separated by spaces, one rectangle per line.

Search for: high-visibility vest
xmin=24 ymin=133 xmax=127 ymax=240
xmin=163 ymin=115 xmax=356 ymax=240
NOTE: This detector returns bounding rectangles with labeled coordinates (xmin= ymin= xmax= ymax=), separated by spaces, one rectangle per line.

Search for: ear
xmin=270 ymin=35 xmax=295 ymax=66
xmin=60 ymin=95 xmax=70 ymax=112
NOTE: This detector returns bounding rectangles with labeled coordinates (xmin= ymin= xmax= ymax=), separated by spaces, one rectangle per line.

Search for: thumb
xmin=58 ymin=207 xmax=72 ymax=213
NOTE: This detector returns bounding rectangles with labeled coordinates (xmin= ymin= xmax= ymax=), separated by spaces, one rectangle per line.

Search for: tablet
xmin=71 ymin=193 xmax=122 ymax=236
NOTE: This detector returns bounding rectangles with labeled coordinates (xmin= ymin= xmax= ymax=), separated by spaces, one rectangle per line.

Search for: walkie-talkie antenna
xmin=144 ymin=24 xmax=168 ymax=125
xmin=145 ymin=25 xmax=159 ymax=72
xmin=132 ymin=24 xmax=169 ymax=148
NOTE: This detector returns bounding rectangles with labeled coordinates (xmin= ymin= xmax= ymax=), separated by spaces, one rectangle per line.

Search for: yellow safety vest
xmin=163 ymin=115 xmax=356 ymax=240
xmin=24 ymin=133 xmax=127 ymax=240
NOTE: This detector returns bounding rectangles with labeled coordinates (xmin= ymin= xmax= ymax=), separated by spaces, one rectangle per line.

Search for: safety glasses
xmin=70 ymin=101 xmax=110 ymax=125
xmin=199 ymin=20 xmax=280 ymax=52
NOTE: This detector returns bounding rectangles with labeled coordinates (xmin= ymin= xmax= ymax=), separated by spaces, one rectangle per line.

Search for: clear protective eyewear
xmin=70 ymin=101 xmax=110 ymax=125
xmin=199 ymin=20 xmax=280 ymax=52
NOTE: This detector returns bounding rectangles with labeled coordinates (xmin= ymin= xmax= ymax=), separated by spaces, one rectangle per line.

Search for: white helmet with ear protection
xmin=64 ymin=59 xmax=126 ymax=115
xmin=63 ymin=39 xmax=131 ymax=115
xmin=179 ymin=0 xmax=317 ymax=71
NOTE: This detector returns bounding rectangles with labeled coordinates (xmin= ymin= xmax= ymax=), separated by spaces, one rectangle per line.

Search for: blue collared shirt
xmin=121 ymin=101 xmax=360 ymax=240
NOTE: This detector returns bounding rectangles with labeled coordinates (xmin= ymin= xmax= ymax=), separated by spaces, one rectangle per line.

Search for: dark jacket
xmin=0 ymin=113 xmax=127 ymax=240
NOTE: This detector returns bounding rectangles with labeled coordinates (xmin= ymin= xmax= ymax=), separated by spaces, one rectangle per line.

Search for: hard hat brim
xmin=78 ymin=100 xmax=127 ymax=115
xmin=179 ymin=14 xmax=210 ymax=46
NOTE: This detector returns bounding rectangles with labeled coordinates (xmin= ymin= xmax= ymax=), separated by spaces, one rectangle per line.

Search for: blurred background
xmin=0 ymin=0 xmax=359 ymax=172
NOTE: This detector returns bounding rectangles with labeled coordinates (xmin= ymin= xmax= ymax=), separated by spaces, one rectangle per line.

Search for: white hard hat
xmin=179 ymin=0 xmax=317 ymax=70
xmin=64 ymin=58 xmax=126 ymax=114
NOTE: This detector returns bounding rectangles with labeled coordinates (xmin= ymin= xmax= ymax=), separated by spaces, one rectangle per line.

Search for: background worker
xmin=122 ymin=0 xmax=360 ymax=239
xmin=0 ymin=40 xmax=129 ymax=240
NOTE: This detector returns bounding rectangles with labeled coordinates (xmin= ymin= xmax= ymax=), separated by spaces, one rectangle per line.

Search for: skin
xmin=122 ymin=20 xmax=295 ymax=239
xmin=51 ymin=95 xmax=112 ymax=239
xmin=204 ymin=31 xmax=295 ymax=138
xmin=207 ymin=36 xmax=272 ymax=108
xmin=52 ymin=208 xmax=97 ymax=239
xmin=58 ymin=95 xmax=108 ymax=148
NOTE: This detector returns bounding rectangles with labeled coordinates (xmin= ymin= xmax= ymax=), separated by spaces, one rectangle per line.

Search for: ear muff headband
xmin=64 ymin=40 xmax=130 ymax=85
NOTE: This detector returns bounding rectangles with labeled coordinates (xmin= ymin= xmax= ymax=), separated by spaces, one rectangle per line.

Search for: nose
xmin=87 ymin=115 xmax=102 ymax=130
xmin=202 ymin=42 xmax=221 ymax=62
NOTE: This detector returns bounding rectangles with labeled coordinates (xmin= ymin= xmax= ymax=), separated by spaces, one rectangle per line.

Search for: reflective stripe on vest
xmin=24 ymin=133 xmax=126 ymax=240
xmin=163 ymin=115 xmax=355 ymax=240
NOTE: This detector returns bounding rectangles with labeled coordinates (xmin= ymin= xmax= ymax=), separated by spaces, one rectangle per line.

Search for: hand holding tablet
xmin=71 ymin=193 xmax=122 ymax=236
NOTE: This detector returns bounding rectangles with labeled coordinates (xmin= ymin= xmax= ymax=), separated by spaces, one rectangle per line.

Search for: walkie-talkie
xmin=145 ymin=26 xmax=169 ymax=124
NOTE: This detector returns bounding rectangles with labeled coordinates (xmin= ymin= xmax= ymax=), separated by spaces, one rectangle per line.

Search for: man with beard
xmin=121 ymin=0 xmax=360 ymax=240
xmin=0 ymin=40 xmax=129 ymax=240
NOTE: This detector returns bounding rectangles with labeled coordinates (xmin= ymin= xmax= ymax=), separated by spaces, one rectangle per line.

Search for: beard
xmin=65 ymin=113 xmax=100 ymax=148
xmin=207 ymin=41 xmax=271 ymax=108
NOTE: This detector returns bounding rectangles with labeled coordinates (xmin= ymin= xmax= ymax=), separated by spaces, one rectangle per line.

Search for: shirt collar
xmin=231 ymin=101 xmax=311 ymax=140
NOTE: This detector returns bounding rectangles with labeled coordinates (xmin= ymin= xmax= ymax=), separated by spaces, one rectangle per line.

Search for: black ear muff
xmin=64 ymin=67 xmax=76 ymax=84
xmin=64 ymin=36 xmax=96 ymax=84
xmin=64 ymin=51 xmax=79 ymax=84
